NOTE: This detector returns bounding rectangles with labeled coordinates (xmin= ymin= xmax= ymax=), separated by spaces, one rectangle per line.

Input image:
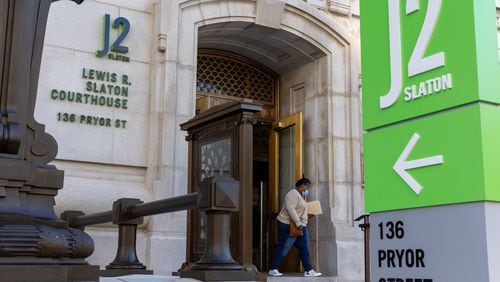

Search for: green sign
xmin=360 ymin=0 xmax=500 ymax=130
xmin=364 ymin=104 xmax=500 ymax=212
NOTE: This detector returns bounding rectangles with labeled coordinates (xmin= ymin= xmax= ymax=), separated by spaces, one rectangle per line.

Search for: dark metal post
xmin=355 ymin=214 xmax=370 ymax=282
xmin=191 ymin=211 xmax=241 ymax=270
xmin=238 ymin=111 xmax=255 ymax=271
xmin=101 ymin=198 xmax=152 ymax=277
xmin=181 ymin=177 xmax=255 ymax=281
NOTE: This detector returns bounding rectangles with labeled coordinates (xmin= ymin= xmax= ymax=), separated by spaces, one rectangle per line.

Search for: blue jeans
xmin=269 ymin=220 xmax=312 ymax=271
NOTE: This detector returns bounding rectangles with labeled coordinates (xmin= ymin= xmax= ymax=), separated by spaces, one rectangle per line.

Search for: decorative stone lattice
xmin=197 ymin=54 xmax=275 ymax=105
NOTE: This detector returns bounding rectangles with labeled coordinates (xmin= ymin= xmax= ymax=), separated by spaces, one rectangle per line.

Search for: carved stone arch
xmin=161 ymin=0 xmax=363 ymax=279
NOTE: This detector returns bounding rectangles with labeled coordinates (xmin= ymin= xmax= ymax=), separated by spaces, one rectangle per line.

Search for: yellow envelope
xmin=307 ymin=200 xmax=323 ymax=215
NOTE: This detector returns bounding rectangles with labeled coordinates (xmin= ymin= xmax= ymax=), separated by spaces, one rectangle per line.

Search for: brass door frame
xmin=270 ymin=111 xmax=303 ymax=214
xmin=268 ymin=111 xmax=303 ymax=271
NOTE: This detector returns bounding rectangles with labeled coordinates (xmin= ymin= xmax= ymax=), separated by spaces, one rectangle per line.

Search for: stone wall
xmin=35 ymin=0 xmax=160 ymax=271
xmin=35 ymin=0 xmax=365 ymax=279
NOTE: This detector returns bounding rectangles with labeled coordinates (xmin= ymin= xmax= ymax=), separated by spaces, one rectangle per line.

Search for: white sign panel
xmin=370 ymin=203 xmax=499 ymax=282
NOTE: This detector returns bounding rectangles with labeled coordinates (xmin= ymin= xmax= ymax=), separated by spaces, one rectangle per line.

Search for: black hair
xmin=295 ymin=177 xmax=311 ymax=188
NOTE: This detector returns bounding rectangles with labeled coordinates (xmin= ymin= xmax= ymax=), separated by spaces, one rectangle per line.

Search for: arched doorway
xmin=162 ymin=1 xmax=363 ymax=279
xmin=186 ymin=22 xmax=327 ymax=272
xmin=190 ymin=48 xmax=279 ymax=271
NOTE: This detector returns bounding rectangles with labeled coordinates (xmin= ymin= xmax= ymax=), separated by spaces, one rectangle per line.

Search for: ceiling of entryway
xmin=198 ymin=22 xmax=326 ymax=75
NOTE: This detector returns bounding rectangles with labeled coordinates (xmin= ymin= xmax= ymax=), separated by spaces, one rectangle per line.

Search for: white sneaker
xmin=305 ymin=269 xmax=322 ymax=277
xmin=269 ymin=269 xmax=283 ymax=276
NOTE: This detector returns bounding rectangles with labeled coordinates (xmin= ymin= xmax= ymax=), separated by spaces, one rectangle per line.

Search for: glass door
xmin=269 ymin=112 xmax=303 ymax=272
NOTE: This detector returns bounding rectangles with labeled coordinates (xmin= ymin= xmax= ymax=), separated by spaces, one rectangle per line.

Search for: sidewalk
xmin=100 ymin=275 xmax=198 ymax=282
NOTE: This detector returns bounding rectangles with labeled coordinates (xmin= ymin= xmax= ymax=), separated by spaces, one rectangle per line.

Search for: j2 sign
xmin=360 ymin=0 xmax=499 ymax=130
xmin=381 ymin=0 xmax=445 ymax=109
xmin=96 ymin=14 xmax=130 ymax=58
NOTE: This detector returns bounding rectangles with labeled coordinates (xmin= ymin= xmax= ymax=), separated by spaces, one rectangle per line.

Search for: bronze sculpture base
xmin=100 ymin=268 xmax=153 ymax=277
xmin=0 ymin=215 xmax=99 ymax=281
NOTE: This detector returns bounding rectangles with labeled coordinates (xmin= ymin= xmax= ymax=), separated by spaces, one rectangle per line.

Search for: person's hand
xmin=298 ymin=225 xmax=304 ymax=230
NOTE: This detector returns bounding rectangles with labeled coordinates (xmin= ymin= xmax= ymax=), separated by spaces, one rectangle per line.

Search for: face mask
xmin=302 ymin=190 xmax=310 ymax=197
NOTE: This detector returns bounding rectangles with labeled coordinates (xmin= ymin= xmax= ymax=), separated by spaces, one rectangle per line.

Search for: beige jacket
xmin=277 ymin=188 xmax=308 ymax=227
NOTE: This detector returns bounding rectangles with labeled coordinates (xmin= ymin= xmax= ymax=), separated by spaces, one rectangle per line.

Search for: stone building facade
xmin=34 ymin=0 xmax=364 ymax=281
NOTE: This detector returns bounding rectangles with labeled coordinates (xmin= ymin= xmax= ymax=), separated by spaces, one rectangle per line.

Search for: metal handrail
xmin=62 ymin=192 xmax=201 ymax=276
xmin=61 ymin=178 xmax=242 ymax=279
xmin=69 ymin=211 xmax=113 ymax=228
xmin=67 ymin=192 xmax=199 ymax=228
xmin=128 ymin=193 xmax=198 ymax=218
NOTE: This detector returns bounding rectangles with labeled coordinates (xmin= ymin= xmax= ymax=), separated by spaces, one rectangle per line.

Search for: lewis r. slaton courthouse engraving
xmin=0 ymin=0 xmax=98 ymax=281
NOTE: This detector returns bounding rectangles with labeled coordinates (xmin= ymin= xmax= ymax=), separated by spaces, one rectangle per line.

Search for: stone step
xmin=266 ymin=273 xmax=336 ymax=282
xmin=100 ymin=274 xmax=336 ymax=282
xmin=100 ymin=275 xmax=198 ymax=282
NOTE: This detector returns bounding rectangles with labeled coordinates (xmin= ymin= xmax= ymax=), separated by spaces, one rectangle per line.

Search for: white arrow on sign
xmin=393 ymin=133 xmax=444 ymax=195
